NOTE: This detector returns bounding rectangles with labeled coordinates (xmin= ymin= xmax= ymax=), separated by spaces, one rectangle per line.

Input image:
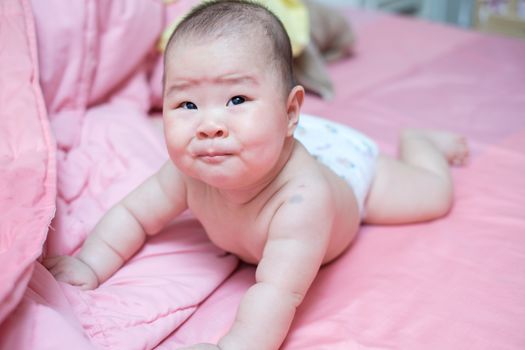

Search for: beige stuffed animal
xmin=294 ymin=0 xmax=354 ymax=100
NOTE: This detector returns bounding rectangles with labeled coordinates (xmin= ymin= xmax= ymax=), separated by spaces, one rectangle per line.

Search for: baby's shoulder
xmin=281 ymin=141 xmax=357 ymax=206
xmin=280 ymin=143 xmax=337 ymax=199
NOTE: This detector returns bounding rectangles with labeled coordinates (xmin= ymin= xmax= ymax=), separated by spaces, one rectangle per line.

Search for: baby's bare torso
xmin=184 ymin=143 xmax=360 ymax=264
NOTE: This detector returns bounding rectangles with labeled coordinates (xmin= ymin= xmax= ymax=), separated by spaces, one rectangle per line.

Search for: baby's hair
xmin=164 ymin=0 xmax=295 ymax=94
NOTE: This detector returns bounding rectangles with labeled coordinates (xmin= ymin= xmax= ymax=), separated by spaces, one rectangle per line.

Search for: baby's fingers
xmin=47 ymin=262 xmax=73 ymax=281
xmin=52 ymin=271 xmax=89 ymax=289
xmin=42 ymin=256 xmax=62 ymax=269
xmin=45 ymin=256 xmax=99 ymax=290
xmin=43 ymin=256 xmax=72 ymax=277
xmin=43 ymin=256 xmax=78 ymax=278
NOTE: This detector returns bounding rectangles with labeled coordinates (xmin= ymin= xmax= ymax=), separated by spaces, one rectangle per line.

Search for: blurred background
xmin=324 ymin=0 xmax=525 ymax=39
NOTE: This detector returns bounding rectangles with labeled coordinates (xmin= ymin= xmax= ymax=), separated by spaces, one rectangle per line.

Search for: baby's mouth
xmin=196 ymin=151 xmax=234 ymax=164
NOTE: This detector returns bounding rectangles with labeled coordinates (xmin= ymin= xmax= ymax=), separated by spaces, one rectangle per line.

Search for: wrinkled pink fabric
xmin=0 ymin=0 xmax=56 ymax=325
xmin=1 ymin=2 xmax=525 ymax=350
xmin=1 ymin=1 xmax=237 ymax=349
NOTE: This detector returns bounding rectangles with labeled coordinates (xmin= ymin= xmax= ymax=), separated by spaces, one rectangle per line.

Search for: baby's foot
xmin=404 ymin=128 xmax=469 ymax=166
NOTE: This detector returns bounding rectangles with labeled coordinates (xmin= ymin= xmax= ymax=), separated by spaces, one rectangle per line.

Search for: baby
xmin=44 ymin=1 xmax=469 ymax=349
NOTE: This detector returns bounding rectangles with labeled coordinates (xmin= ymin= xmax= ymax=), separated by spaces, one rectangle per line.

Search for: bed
xmin=1 ymin=0 xmax=524 ymax=349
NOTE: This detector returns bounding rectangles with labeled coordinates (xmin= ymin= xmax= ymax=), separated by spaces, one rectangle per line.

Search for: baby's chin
xmin=198 ymin=174 xmax=250 ymax=189
xmin=182 ymin=166 xmax=240 ymax=187
xmin=176 ymin=156 xmax=276 ymax=191
xmin=196 ymin=171 xmax=267 ymax=194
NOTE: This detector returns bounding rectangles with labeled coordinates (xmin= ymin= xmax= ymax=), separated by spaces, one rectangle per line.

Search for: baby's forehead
xmin=165 ymin=28 xmax=274 ymax=74
xmin=169 ymin=23 xmax=269 ymax=51
xmin=165 ymin=37 xmax=278 ymax=85
xmin=164 ymin=20 xmax=291 ymax=95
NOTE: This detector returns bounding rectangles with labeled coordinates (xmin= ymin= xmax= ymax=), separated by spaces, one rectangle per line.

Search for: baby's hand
xmin=43 ymin=256 xmax=99 ymax=290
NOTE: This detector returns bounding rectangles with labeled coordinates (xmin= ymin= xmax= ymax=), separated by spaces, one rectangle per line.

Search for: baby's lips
xmin=191 ymin=145 xmax=237 ymax=157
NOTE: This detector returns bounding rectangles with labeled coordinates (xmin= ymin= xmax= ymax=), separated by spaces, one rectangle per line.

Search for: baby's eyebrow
xmin=165 ymin=74 xmax=259 ymax=96
xmin=215 ymin=74 xmax=259 ymax=86
xmin=165 ymin=80 xmax=198 ymax=95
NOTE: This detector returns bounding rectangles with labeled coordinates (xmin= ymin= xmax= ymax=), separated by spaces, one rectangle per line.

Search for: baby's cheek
xmin=164 ymin=131 xmax=187 ymax=162
xmin=243 ymin=144 xmax=282 ymax=175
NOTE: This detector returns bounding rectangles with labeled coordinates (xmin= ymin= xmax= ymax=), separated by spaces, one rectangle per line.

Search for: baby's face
xmin=163 ymin=35 xmax=293 ymax=190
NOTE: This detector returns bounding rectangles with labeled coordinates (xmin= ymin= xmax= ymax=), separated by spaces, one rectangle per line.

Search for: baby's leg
xmin=364 ymin=129 xmax=468 ymax=225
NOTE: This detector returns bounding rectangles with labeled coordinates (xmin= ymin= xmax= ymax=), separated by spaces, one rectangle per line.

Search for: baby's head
xmin=162 ymin=0 xmax=305 ymax=190
xmin=164 ymin=0 xmax=295 ymax=98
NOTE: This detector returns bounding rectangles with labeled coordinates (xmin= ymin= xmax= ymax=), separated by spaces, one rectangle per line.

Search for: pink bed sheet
xmin=160 ymin=11 xmax=525 ymax=350
xmin=1 ymin=2 xmax=524 ymax=350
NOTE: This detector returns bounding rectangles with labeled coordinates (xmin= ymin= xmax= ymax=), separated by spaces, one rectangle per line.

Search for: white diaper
xmin=295 ymin=114 xmax=379 ymax=218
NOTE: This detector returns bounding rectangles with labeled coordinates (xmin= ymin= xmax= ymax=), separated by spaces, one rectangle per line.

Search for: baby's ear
xmin=286 ymin=85 xmax=305 ymax=136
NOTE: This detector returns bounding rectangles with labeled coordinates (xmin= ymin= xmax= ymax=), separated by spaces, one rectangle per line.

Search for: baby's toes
xmin=455 ymin=134 xmax=466 ymax=145
xmin=451 ymin=156 xmax=466 ymax=166
xmin=459 ymin=138 xmax=469 ymax=157
xmin=452 ymin=141 xmax=469 ymax=166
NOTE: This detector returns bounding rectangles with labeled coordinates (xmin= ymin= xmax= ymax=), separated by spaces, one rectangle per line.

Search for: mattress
xmin=1 ymin=2 xmax=524 ymax=349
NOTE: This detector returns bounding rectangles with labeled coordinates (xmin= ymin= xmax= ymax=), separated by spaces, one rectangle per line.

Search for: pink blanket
xmin=0 ymin=0 xmax=55 ymax=327
xmin=1 ymin=0 xmax=237 ymax=348
xmin=1 ymin=1 xmax=525 ymax=349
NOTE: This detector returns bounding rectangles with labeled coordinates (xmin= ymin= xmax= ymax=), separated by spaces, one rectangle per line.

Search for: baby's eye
xmin=227 ymin=96 xmax=246 ymax=106
xmin=179 ymin=101 xmax=198 ymax=110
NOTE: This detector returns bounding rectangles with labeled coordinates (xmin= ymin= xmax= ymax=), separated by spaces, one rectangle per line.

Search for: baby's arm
xmin=44 ymin=161 xmax=187 ymax=289
xmin=218 ymin=186 xmax=334 ymax=350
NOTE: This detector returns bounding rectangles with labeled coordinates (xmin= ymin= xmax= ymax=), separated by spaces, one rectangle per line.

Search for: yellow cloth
xmin=159 ymin=0 xmax=310 ymax=57
xmin=262 ymin=0 xmax=310 ymax=56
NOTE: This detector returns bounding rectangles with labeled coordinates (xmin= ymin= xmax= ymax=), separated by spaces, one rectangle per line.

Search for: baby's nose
xmin=197 ymin=122 xmax=228 ymax=139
